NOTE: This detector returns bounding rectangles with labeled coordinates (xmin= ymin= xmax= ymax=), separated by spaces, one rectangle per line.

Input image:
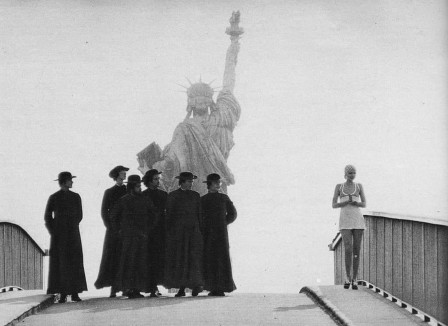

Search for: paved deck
xmin=0 ymin=290 xmax=54 ymax=326
xmin=16 ymin=293 xmax=336 ymax=326
xmin=2 ymin=286 xmax=436 ymax=325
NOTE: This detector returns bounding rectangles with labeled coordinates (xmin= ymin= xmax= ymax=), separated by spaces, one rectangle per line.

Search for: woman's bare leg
xmin=340 ymin=229 xmax=353 ymax=281
xmin=352 ymin=229 xmax=364 ymax=280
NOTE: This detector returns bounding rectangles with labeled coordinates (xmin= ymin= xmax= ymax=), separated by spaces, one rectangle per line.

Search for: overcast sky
xmin=1 ymin=0 xmax=446 ymax=293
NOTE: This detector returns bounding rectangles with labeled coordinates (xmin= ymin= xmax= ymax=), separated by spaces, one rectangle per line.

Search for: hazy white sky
xmin=1 ymin=0 xmax=446 ymax=293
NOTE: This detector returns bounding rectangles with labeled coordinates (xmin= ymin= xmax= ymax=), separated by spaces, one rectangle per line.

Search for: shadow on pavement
xmin=274 ymin=303 xmax=318 ymax=312
xmin=38 ymin=295 xmax=222 ymax=315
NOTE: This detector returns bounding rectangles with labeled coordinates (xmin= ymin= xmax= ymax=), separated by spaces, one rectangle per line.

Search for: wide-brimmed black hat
xmin=175 ymin=172 xmax=198 ymax=180
xmin=54 ymin=171 xmax=76 ymax=182
xmin=125 ymin=175 xmax=141 ymax=184
xmin=109 ymin=165 xmax=129 ymax=179
xmin=203 ymin=173 xmax=221 ymax=183
xmin=142 ymin=169 xmax=162 ymax=184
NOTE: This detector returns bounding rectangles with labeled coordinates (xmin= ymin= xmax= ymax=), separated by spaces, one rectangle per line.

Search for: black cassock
xmin=94 ymin=184 xmax=127 ymax=289
xmin=112 ymin=193 xmax=157 ymax=292
xmin=163 ymin=188 xmax=204 ymax=289
xmin=44 ymin=190 xmax=88 ymax=295
xmin=201 ymin=192 xmax=237 ymax=293
xmin=142 ymin=188 xmax=167 ymax=287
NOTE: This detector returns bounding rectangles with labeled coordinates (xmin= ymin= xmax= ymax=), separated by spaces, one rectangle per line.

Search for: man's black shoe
xmin=128 ymin=293 xmax=144 ymax=299
xmin=71 ymin=294 xmax=82 ymax=302
xmin=109 ymin=288 xmax=117 ymax=298
xmin=58 ymin=294 xmax=67 ymax=303
xmin=175 ymin=290 xmax=186 ymax=297
xmin=128 ymin=291 xmax=144 ymax=299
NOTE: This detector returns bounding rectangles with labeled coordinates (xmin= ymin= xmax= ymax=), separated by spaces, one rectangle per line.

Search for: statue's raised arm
xmin=208 ymin=11 xmax=243 ymax=162
xmin=222 ymin=11 xmax=244 ymax=93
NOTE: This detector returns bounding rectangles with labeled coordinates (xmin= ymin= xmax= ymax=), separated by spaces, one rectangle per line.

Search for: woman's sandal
xmin=343 ymin=281 xmax=350 ymax=289
xmin=351 ymin=280 xmax=358 ymax=290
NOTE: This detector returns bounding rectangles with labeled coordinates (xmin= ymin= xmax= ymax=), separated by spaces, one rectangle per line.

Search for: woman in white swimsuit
xmin=332 ymin=165 xmax=366 ymax=289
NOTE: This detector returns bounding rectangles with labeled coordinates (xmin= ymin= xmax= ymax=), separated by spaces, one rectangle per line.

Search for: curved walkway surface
xmin=18 ymin=293 xmax=336 ymax=326
xmin=5 ymin=286 xmax=431 ymax=325
xmin=0 ymin=290 xmax=54 ymax=326
xmin=300 ymin=285 xmax=428 ymax=326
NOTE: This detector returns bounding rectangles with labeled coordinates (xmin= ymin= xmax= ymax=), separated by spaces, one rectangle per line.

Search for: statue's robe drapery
xmin=94 ymin=184 xmax=127 ymax=289
xmin=201 ymin=192 xmax=237 ymax=293
xmin=142 ymin=188 xmax=168 ymax=287
xmin=160 ymin=90 xmax=241 ymax=194
xmin=207 ymin=90 xmax=241 ymax=160
xmin=163 ymin=188 xmax=204 ymax=289
xmin=44 ymin=190 xmax=87 ymax=295
xmin=112 ymin=193 xmax=157 ymax=293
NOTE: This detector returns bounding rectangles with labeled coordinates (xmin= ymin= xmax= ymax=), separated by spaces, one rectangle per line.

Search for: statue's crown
xmin=187 ymin=82 xmax=214 ymax=99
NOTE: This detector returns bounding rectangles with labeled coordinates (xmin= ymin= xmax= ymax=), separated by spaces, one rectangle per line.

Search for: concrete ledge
xmin=0 ymin=290 xmax=55 ymax=326
xmin=299 ymin=286 xmax=355 ymax=326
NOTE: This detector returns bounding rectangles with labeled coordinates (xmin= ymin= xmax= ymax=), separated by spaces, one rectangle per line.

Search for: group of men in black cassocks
xmin=44 ymin=166 xmax=237 ymax=302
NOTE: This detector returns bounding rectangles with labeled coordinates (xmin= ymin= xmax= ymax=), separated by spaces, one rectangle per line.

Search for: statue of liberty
xmin=137 ymin=11 xmax=244 ymax=195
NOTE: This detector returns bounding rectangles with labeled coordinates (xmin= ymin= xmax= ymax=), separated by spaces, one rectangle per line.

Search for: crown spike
xmin=176 ymin=83 xmax=189 ymax=89
xmin=185 ymin=77 xmax=193 ymax=85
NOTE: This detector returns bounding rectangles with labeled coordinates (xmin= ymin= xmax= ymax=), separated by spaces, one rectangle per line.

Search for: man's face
xmin=150 ymin=174 xmax=161 ymax=188
xmin=117 ymin=171 xmax=127 ymax=184
xmin=63 ymin=179 xmax=73 ymax=188
xmin=134 ymin=182 xmax=142 ymax=194
xmin=181 ymin=179 xmax=193 ymax=190
xmin=209 ymin=181 xmax=221 ymax=192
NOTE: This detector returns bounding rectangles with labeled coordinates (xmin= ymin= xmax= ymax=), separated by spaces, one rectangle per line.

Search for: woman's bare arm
xmin=332 ymin=184 xmax=348 ymax=208
xmin=357 ymin=183 xmax=366 ymax=208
